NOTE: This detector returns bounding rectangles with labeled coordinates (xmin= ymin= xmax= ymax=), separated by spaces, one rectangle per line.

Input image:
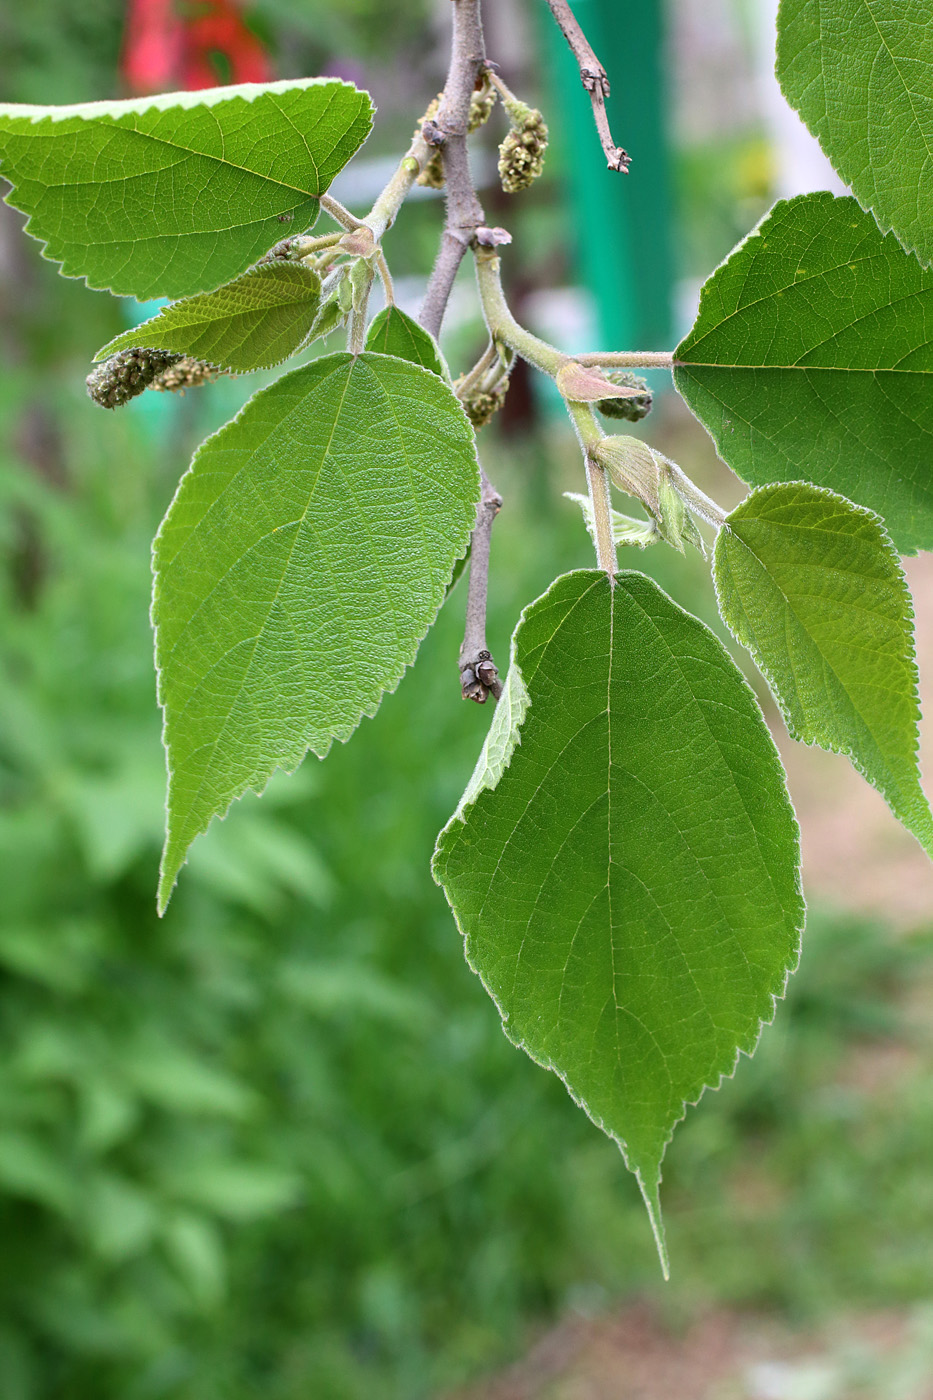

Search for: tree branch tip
xmin=475 ymin=225 xmax=512 ymax=247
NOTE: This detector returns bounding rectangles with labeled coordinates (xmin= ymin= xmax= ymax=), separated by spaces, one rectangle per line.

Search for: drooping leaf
xmin=154 ymin=351 xmax=480 ymax=911
xmin=0 ymin=79 xmax=373 ymax=300
xmin=715 ymin=481 xmax=933 ymax=857
xmin=365 ymin=306 xmax=446 ymax=378
xmin=675 ymin=193 xmax=933 ymax=554
xmin=94 ymin=262 xmax=321 ymax=373
xmin=777 ymin=0 xmax=933 ymax=265
xmin=433 ymin=570 xmax=803 ymax=1269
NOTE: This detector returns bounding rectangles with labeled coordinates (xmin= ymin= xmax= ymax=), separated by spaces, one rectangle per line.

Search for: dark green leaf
xmin=154 ymin=352 xmax=480 ymax=911
xmin=675 ymin=193 xmax=933 ymax=554
xmin=0 ymin=79 xmax=373 ymax=300
xmin=715 ymin=481 xmax=933 ymax=856
xmin=433 ymin=570 xmax=803 ymax=1269
xmin=777 ymin=0 xmax=933 ymax=265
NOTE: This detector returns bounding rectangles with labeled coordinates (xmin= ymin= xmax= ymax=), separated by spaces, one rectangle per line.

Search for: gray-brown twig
xmin=459 ymin=469 xmax=504 ymax=703
xmin=419 ymin=0 xmax=487 ymax=339
xmin=542 ymin=0 xmax=631 ymax=174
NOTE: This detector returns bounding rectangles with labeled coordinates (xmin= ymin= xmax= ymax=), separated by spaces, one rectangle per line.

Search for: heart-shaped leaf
xmin=434 ymin=569 xmax=803 ymax=1270
xmin=154 ymin=351 xmax=480 ymax=911
xmin=675 ymin=193 xmax=933 ymax=554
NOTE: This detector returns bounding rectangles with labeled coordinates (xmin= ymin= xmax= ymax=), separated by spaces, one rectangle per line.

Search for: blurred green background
xmin=2 ymin=3 xmax=933 ymax=1398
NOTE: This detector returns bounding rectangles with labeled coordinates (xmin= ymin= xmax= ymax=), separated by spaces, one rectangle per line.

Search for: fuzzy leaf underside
xmin=154 ymin=351 xmax=480 ymax=911
xmin=95 ymin=262 xmax=322 ymax=373
xmin=433 ymin=570 xmax=804 ymax=1268
xmin=715 ymin=482 xmax=933 ymax=857
xmin=365 ymin=306 xmax=447 ymax=378
xmin=674 ymin=193 xmax=933 ymax=554
xmin=0 ymin=79 xmax=373 ymax=300
xmin=777 ymin=0 xmax=933 ymax=266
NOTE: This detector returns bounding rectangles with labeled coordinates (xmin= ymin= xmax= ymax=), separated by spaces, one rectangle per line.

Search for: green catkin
xmin=498 ymin=105 xmax=548 ymax=193
xmin=86 ymin=348 xmax=220 ymax=408
xmin=417 ymin=80 xmax=497 ymax=190
xmin=86 ymin=348 xmax=183 ymax=409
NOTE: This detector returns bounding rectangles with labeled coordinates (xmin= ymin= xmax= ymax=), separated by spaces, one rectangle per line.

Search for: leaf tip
xmin=636 ymin=1171 xmax=669 ymax=1279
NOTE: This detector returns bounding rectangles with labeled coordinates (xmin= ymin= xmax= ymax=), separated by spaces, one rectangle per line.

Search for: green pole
xmin=541 ymin=0 xmax=674 ymax=352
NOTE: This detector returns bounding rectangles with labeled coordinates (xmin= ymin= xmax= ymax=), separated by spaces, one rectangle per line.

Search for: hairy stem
xmin=419 ymin=0 xmax=487 ymax=338
xmin=460 ymin=468 xmax=504 ymax=703
xmin=542 ymin=0 xmax=630 ymax=173
xmin=473 ymin=248 xmax=567 ymax=376
xmin=567 ymin=399 xmax=617 ymax=577
xmin=319 ymin=194 xmax=366 ymax=230
xmin=367 ymin=141 xmax=430 ymax=241
xmin=575 ymin=350 xmax=675 ymax=370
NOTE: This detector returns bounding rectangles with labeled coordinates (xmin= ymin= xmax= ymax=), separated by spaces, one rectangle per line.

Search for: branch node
xmin=475 ymin=225 xmax=513 ymax=247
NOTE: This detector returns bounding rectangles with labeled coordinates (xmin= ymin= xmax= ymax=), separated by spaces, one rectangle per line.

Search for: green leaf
xmin=715 ymin=481 xmax=933 ymax=857
xmin=154 ymin=351 xmax=480 ymax=912
xmin=777 ymin=0 xmax=933 ymax=265
xmin=433 ymin=570 xmax=803 ymax=1269
xmin=675 ymin=193 xmax=933 ymax=554
xmin=94 ymin=263 xmax=321 ymax=373
xmin=0 ymin=79 xmax=373 ymax=300
xmin=365 ymin=306 xmax=447 ymax=378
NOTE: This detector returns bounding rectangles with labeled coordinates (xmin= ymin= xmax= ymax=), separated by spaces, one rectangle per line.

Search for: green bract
xmin=95 ymin=263 xmax=323 ymax=374
xmin=434 ymin=570 xmax=804 ymax=1266
xmin=777 ymin=0 xmax=933 ymax=266
xmin=0 ymin=79 xmax=373 ymax=300
xmin=715 ymin=481 xmax=933 ymax=856
xmin=154 ymin=352 xmax=480 ymax=911
xmin=675 ymin=193 xmax=933 ymax=554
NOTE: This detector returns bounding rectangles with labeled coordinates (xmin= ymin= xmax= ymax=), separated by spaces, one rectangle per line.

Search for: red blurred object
xmin=121 ymin=0 xmax=273 ymax=95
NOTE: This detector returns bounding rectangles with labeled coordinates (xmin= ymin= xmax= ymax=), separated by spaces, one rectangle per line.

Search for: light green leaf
xmin=564 ymin=491 xmax=659 ymax=548
xmin=0 ymin=79 xmax=372 ymax=300
xmin=433 ymin=570 xmax=803 ymax=1269
xmin=154 ymin=351 xmax=480 ymax=912
xmin=365 ymin=306 xmax=447 ymax=378
xmin=94 ymin=262 xmax=321 ymax=373
xmin=675 ymin=193 xmax=933 ymax=554
xmin=715 ymin=481 xmax=933 ymax=856
xmin=777 ymin=0 xmax=933 ymax=265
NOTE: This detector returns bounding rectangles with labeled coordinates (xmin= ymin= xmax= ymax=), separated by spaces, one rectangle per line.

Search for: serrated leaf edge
xmin=93 ymin=262 xmax=323 ymax=374
xmin=155 ymin=351 xmax=480 ymax=913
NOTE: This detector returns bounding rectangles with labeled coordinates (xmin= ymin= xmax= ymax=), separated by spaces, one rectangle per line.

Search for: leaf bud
xmin=458 ymin=379 xmax=510 ymax=429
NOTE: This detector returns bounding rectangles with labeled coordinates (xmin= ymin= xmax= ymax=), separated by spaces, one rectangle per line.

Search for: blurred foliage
xmin=2 ymin=3 xmax=933 ymax=1399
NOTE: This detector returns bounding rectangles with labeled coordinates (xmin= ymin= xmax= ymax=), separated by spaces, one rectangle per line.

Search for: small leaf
xmin=365 ymin=306 xmax=447 ymax=378
xmin=675 ymin=193 xmax=933 ymax=554
xmin=0 ymin=79 xmax=373 ymax=300
xmin=777 ymin=0 xmax=933 ymax=265
xmin=433 ymin=570 xmax=803 ymax=1270
xmin=94 ymin=263 xmax=321 ymax=374
xmin=564 ymin=492 xmax=659 ymax=548
xmin=715 ymin=481 xmax=933 ymax=857
xmin=154 ymin=352 xmax=480 ymax=911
